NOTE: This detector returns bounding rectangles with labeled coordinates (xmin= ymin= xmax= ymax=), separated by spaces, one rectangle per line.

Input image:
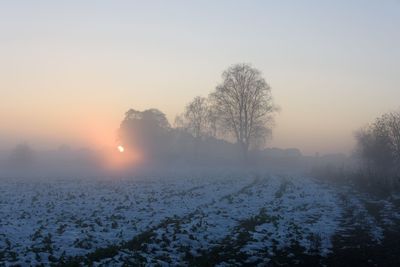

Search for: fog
xmin=0 ymin=142 xmax=351 ymax=179
xmin=1 ymin=78 xmax=398 ymax=266
xmin=0 ymin=64 xmax=352 ymax=179
xmin=2 ymin=1 xmax=400 ymax=156
xmin=1 ymin=1 xmax=400 ymax=266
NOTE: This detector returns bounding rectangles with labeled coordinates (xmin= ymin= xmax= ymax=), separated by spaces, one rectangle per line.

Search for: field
xmin=1 ymin=172 xmax=400 ymax=266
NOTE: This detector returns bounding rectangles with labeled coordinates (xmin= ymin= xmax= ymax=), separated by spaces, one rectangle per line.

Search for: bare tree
xmin=210 ymin=63 xmax=277 ymax=160
xmin=175 ymin=96 xmax=215 ymax=158
xmin=175 ymin=96 xmax=213 ymax=139
xmin=355 ymin=110 xmax=400 ymax=187
xmin=385 ymin=112 xmax=400 ymax=164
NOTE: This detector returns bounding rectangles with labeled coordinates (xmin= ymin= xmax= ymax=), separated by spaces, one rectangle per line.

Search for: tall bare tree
xmin=210 ymin=63 xmax=276 ymax=159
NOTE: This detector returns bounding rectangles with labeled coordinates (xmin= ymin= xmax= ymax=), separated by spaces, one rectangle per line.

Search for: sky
xmin=1 ymin=0 xmax=399 ymax=155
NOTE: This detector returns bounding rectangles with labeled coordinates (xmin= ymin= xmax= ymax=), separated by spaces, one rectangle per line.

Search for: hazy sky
xmin=1 ymin=0 xmax=399 ymax=155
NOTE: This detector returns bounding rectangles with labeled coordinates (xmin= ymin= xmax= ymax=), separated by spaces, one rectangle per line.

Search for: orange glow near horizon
xmin=80 ymin=119 xmax=144 ymax=171
xmin=101 ymin=145 xmax=142 ymax=171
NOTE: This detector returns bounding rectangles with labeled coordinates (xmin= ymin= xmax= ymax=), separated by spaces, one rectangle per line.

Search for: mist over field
xmin=1 ymin=1 xmax=400 ymax=266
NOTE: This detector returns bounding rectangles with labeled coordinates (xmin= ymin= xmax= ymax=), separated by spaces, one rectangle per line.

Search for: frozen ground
xmin=1 ymin=173 xmax=400 ymax=266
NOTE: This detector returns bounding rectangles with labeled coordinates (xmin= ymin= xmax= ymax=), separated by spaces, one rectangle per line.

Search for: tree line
xmin=119 ymin=63 xmax=278 ymax=164
xmin=355 ymin=110 xmax=400 ymax=190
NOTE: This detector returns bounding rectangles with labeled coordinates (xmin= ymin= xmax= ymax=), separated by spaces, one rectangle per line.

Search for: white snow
xmin=0 ymin=173 xmax=392 ymax=266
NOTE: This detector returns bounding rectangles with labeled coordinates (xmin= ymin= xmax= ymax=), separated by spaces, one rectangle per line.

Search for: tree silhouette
xmin=210 ymin=63 xmax=277 ymax=160
xmin=119 ymin=108 xmax=171 ymax=161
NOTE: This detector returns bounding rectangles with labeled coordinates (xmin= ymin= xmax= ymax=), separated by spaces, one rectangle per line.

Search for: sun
xmin=117 ymin=145 xmax=124 ymax=153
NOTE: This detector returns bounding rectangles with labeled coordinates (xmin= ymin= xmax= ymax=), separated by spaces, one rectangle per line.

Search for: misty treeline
xmin=119 ymin=63 xmax=278 ymax=165
xmin=3 ymin=63 xmax=400 ymax=189
xmin=314 ymin=110 xmax=400 ymax=194
xmin=355 ymin=111 xmax=400 ymax=189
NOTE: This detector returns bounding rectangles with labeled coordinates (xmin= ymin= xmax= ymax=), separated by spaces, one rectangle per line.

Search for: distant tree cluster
xmin=119 ymin=63 xmax=277 ymax=164
xmin=356 ymin=110 xmax=400 ymax=188
xmin=175 ymin=63 xmax=277 ymax=160
xmin=119 ymin=108 xmax=172 ymax=160
xmin=8 ymin=142 xmax=35 ymax=168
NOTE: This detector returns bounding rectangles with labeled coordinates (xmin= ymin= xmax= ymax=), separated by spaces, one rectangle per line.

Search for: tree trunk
xmin=240 ymin=141 xmax=249 ymax=164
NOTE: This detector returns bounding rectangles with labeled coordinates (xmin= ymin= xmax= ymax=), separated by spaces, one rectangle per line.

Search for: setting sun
xmin=1 ymin=1 xmax=400 ymax=265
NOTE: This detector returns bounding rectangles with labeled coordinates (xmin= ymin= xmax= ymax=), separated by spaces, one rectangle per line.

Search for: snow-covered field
xmin=1 ymin=173 xmax=399 ymax=266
